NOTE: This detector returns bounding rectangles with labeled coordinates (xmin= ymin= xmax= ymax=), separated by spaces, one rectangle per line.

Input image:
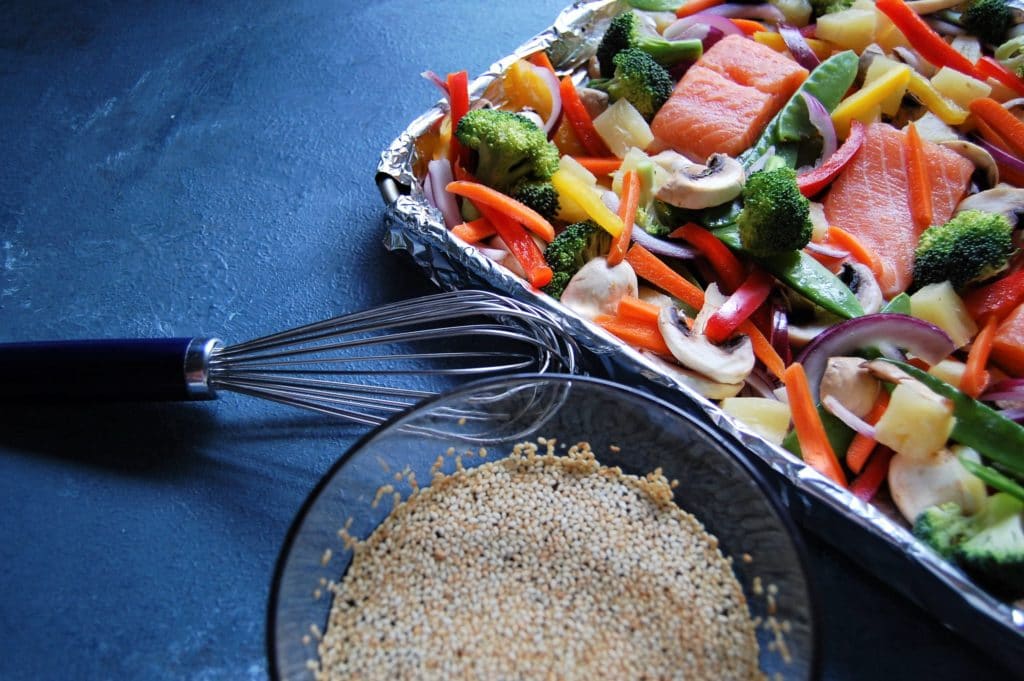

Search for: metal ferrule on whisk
xmin=183 ymin=337 xmax=223 ymax=399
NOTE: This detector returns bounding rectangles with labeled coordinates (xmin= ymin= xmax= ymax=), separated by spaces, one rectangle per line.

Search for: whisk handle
xmin=0 ymin=337 xmax=221 ymax=402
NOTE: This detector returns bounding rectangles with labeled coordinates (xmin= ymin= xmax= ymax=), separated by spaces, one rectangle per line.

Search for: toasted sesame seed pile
xmin=317 ymin=441 xmax=762 ymax=680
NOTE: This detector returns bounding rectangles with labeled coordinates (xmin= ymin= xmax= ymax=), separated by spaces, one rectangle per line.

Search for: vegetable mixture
xmin=416 ymin=0 xmax=1024 ymax=599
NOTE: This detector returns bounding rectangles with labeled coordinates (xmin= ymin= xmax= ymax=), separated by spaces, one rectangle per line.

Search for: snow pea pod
xmin=626 ymin=0 xmax=681 ymax=8
xmin=714 ymin=224 xmax=864 ymax=319
xmin=959 ymin=455 xmax=1024 ymax=503
xmin=881 ymin=292 xmax=911 ymax=315
xmin=783 ymin=407 xmax=856 ymax=462
xmin=876 ymin=359 xmax=1024 ymax=475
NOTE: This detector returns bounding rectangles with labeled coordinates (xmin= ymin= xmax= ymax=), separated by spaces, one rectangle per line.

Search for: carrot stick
xmin=446 ymin=180 xmax=555 ymax=242
xmin=669 ymin=223 xmax=746 ymax=293
xmin=571 ymin=156 xmax=623 ymax=175
xmin=625 ymin=244 xmax=705 ymax=311
xmin=905 ymin=122 xmax=934 ymax=231
xmin=730 ymin=18 xmax=765 ymax=35
xmin=738 ymin=320 xmax=786 ymax=380
xmin=826 ymin=225 xmax=884 ymax=281
xmin=595 ymin=314 xmax=671 ymax=356
xmin=528 ymin=50 xmax=557 ymax=74
xmin=677 ymin=0 xmax=726 ymax=18
xmin=475 ymin=204 xmax=552 ymax=288
xmin=850 ymin=446 xmax=894 ymax=502
xmin=608 ymin=170 xmax=639 ymax=267
xmin=784 ymin=362 xmax=849 ymax=486
xmin=970 ymin=97 xmax=1024 ymax=159
xmin=617 ymin=295 xmax=662 ymax=325
xmin=559 ymin=76 xmax=613 ymax=158
xmin=451 ymin=217 xmax=496 ymax=243
xmin=961 ymin=314 xmax=999 ymax=398
xmin=845 ymin=391 xmax=891 ymax=475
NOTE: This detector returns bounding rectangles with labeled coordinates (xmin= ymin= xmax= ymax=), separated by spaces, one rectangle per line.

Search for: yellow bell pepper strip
xmin=550 ymin=168 xmax=624 ymax=237
xmin=875 ymin=0 xmax=982 ymax=79
xmin=906 ymin=71 xmax=969 ymax=125
xmin=831 ymin=65 xmax=911 ymax=138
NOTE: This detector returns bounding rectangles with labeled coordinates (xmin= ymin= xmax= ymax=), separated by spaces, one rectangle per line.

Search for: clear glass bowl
xmin=267 ymin=374 xmax=820 ymax=680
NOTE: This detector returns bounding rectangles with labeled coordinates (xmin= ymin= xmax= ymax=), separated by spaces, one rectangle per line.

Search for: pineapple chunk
xmin=874 ymin=379 xmax=955 ymax=461
xmin=816 ymin=9 xmax=877 ymax=52
xmin=593 ymin=99 xmax=653 ymax=159
xmin=910 ymin=281 xmax=979 ymax=348
xmin=928 ymin=358 xmax=968 ymax=389
xmin=720 ymin=397 xmax=792 ymax=445
xmin=931 ymin=67 xmax=992 ymax=109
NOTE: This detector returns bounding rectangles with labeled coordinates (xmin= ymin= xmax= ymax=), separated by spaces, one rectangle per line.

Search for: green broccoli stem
xmin=635 ymin=36 xmax=703 ymax=67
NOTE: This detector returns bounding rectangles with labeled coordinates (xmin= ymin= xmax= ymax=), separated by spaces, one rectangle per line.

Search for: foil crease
xmin=377 ymin=0 xmax=1024 ymax=670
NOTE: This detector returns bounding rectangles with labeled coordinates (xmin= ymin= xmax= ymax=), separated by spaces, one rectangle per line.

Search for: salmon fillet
xmin=651 ymin=65 xmax=775 ymax=161
xmin=823 ymin=122 xmax=974 ymax=297
xmin=699 ymin=35 xmax=808 ymax=100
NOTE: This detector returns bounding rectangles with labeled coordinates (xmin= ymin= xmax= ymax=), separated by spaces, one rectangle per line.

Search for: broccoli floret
xmin=637 ymin=205 xmax=670 ymax=236
xmin=809 ymin=0 xmax=854 ymax=18
xmin=542 ymin=221 xmax=612 ymax=298
xmin=996 ymin=34 xmax=1024 ymax=78
xmin=588 ymin=48 xmax=673 ymax=120
xmin=454 ymin=108 xmax=560 ymax=193
xmin=958 ymin=494 xmax=1024 ymax=596
xmin=912 ymin=210 xmax=1016 ymax=291
xmin=511 ymin=181 xmax=560 ymax=221
xmin=596 ymin=11 xmax=703 ymax=78
xmin=736 ymin=166 xmax=813 ymax=257
xmin=914 ymin=502 xmax=975 ymax=559
xmin=961 ymin=0 xmax=1012 ymax=45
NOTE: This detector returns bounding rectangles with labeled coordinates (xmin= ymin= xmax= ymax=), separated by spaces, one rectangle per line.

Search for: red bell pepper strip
xmin=796 ymin=119 xmax=866 ymax=197
xmin=976 ymin=56 xmax=1024 ymax=98
xmin=849 ymin=447 xmax=895 ymax=502
xmin=875 ymin=0 xmax=981 ymax=79
xmin=964 ymin=270 xmax=1024 ymax=324
xmin=704 ymin=268 xmax=774 ymax=344
xmin=446 ymin=71 xmax=470 ymax=167
xmin=475 ymin=204 xmax=553 ymax=288
xmin=559 ymin=76 xmax=613 ymax=158
xmin=669 ymin=223 xmax=746 ymax=293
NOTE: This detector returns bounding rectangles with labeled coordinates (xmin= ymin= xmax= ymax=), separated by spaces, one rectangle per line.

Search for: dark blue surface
xmin=0 ymin=1 xmax=1011 ymax=678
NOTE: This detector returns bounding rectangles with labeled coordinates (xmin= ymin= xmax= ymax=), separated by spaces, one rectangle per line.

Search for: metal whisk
xmin=0 ymin=290 xmax=578 ymax=425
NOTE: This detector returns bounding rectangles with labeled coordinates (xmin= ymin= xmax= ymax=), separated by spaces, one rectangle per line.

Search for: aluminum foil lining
xmin=376 ymin=0 xmax=1024 ymax=670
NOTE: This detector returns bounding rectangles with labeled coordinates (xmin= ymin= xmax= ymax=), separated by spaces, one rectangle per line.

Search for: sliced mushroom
xmin=864 ymin=358 xmax=915 ymax=385
xmin=888 ymin=446 xmax=988 ymax=523
xmin=652 ymin=152 xmax=745 ymax=210
xmin=576 ymin=87 xmax=610 ymax=121
xmin=820 ymin=357 xmax=881 ymax=419
xmin=956 ymin=183 xmax=1024 ymax=226
xmin=657 ymin=306 xmax=755 ymax=385
xmin=560 ymin=256 xmax=638 ymax=321
xmin=939 ymin=139 xmax=999 ymax=188
xmin=640 ymin=351 xmax=745 ymax=400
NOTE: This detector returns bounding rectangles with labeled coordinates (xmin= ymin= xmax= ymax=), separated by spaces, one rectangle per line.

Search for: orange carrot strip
xmin=451 ymin=217 xmax=496 ymax=243
xmin=572 ymin=157 xmax=623 ymax=175
xmin=528 ymin=50 xmax=557 ymax=74
xmin=850 ymin=446 xmax=894 ymax=502
xmin=905 ymin=122 xmax=934 ymax=231
xmin=559 ymin=76 xmax=613 ymax=158
xmin=595 ymin=314 xmax=671 ymax=356
xmin=475 ymin=204 xmax=552 ymax=288
xmin=784 ymin=362 xmax=849 ymax=486
xmin=608 ymin=170 xmax=639 ymax=267
xmin=970 ymin=97 xmax=1024 ymax=159
xmin=961 ymin=315 xmax=999 ymax=398
xmin=677 ymin=0 xmax=726 ymax=17
xmin=738 ymin=319 xmax=787 ymax=380
xmin=625 ymin=244 xmax=705 ymax=311
xmin=826 ymin=225 xmax=884 ymax=281
xmin=617 ymin=295 xmax=662 ymax=325
xmin=731 ymin=18 xmax=766 ymax=35
xmin=845 ymin=391 xmax=891 ymax=475
xmin=446 ymin=180 xmax=555 ymax=242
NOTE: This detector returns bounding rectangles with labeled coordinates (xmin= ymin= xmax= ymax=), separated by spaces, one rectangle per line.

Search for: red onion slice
xmin=795 ymin=313 xmax=956 ymax=402
xmin=525 ymin=62 xmax=563 ymax=136
xmin=631 ymin=225 xmax=700 ymax=259
xmin=999 ymin=407 xmax=1024 ymax=423
xmin=780 ymin=24 xmax=821 ymax=70
xmin=974 ymin=135 xmax=1024 ymax=176
xmin=770 ymin=303 xmax=793 ymax=366
xmin=701 ymin=3 xmax=786 ymax=22
xmin=664 ymin=14 xmax=745 ymax=40
xmin=801 ymin=91 xmax=837 ymax=163
xmin=744 ymin=366 xmax=782 ymax=398
xmin=421 ymin=70 xmax=450 ymax=96
xmin=981 ymin=378 xmax=1024 ymax=403
xmin=804 ymin=240 xmax=849 ymax=259
xmin=823 ymin=394 xmax=877 ymax=438
xmin=427 ymin=158 xmax=461 ymax=229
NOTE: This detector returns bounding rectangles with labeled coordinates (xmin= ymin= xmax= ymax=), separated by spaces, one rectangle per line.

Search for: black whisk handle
xmin=0 ymin=337 xmax=221 ymax=402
